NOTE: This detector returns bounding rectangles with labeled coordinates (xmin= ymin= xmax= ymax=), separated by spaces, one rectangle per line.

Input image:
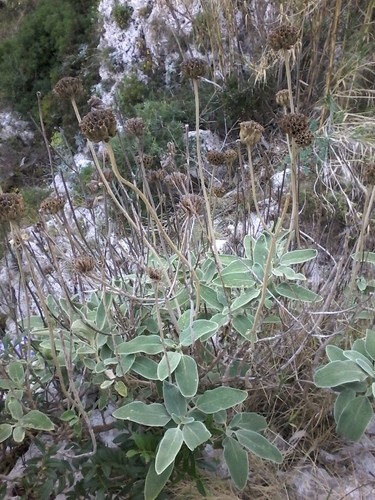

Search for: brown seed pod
xmin=294 ymin=129 xmax=314 ymax=147
xmin=124 ymin=117 xmax=145 ymax=137
xmin=73 ymin=255 xmax=96 ymax=274
xmin=279 ymin=113 xmax=309 ymax=136
xmin=181 ymin=58 xmax=206 ymax=79
xmin=53 ymin=77 xmax=83 ymax=100
xmin=276 ymin=89 xmax=290 ymax=108
xmin=179 ymin=194 xmax=204 ymax=216
xmin=39 ymin=195 xmax=65 ymax=215
xmin=239 ymin=121 xmax=264 ymax=146
xmin=206 ymin=150 xmax=226 ymax=166
xmin=80 ymin=109 xmax=117 ymax=143
xmin=211 ymin=185 xmax=226 ymax=198
xmin=164 ymin=172 xmax=189 ymax=192
xmin=0 ymin=193 xmax=25 ymax=224
xmin=146 ymin=169 xmax=165 ymax=183
xmin=268 ymin=24 xmax=299 ymax=51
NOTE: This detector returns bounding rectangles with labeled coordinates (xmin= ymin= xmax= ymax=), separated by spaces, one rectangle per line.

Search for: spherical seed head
xmin=276 ymin=89 xmax=290 ymax=108
xmin=279 ymin=113 xmax=309 ymax=136
xmin=206 ymin=150 xmax=226 ymax=166
xmin=211 ymin=185 xmax=226 ymax=198
xmin=179 ymin=194 xmax=204 ymax=216
xmin=0 ymin=193 xmax=24 ymax=224
xmin=147 ymin=267 xmax=162 ymax=281
xmin=363 ymin=163 xmax=375 ymax=186
xmin=39 ymin=195 xmax=65 ymax=215
xmin=268 ymin=24 xmax=299 ymax=51
xmin=87 ymin=180 xmax=100 ymax=193
xmin=80 ymin=109 xmax=117 ymax=143
xmin=124 ymin=117 xmax=145 ymax=137
xmin=146 ymin=169 xmax=165 ymax=183
xmin=223 ymin=149 xmax=238 ymax=166
xmin=53 ymin=77 xmax=83 ymax=100
xmin=136 ymin=154 xmax=154 ymax=169
xmin=294 ymin=129 xmax=314 ymax=147
xmin=181 ymin=58 xmax=206 ymax=79
xmin=239 ymin=121 xmax=264 ymax=146
xmin=165 ymin=172 xmax=188 ymax=191
xmin=73 ymin=255 xmax=96 ymax=274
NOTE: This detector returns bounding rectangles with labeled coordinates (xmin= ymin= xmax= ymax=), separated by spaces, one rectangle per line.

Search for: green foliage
xmin=20 ymin=186 xmax=50 ymax=223
xmin=0 ymin=0 xmax=98 ymax=119
xmin=112 ymin=2 xmax=134 ymax=30
xmin=314 ymin=328 xmax=375 ymax=441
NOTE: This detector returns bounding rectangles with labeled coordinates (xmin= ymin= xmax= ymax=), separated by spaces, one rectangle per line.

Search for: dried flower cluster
xmin=135 ymin=154 xmax=154 ymax=169
xmin=239 ymin=121 xmax=264 ymax=147
xmin=279 ymin=113 xmax=314 ymax=147
xmin=223 ymin=149 xmax=238 ymax=166
xmin=276 ymin=89 xmax=290 ymax=108
xmin=73 ymin=255 xmax=96 ymax=274
xmin=146 ymin=169 xmax=165 ymax=183
xmin=39 ymin=195 xmax=65 ymax=215
xmin=80 ymin=109 xmax=117 ymax=143
xmin=268 ymin=24 xmax=299 ymax=51
xmin=147 ymin=267 xmax=162 ymax=281
xmin=181 ymin=58 xmax=206 ymax=79
xmin=207 ymin=150 xmax=226 ymax=166
xmin=124 ymin=117 xmax=145 ymax=137
xmin=165 ymin=172 xmax=188 ymax=192
xmin=179 ymin=194 xmax=204 ymax=216
xmin=0 ymin=193 xmax=24 ymax=224
xmin=53 ymin=77 xmax=83 ymax=100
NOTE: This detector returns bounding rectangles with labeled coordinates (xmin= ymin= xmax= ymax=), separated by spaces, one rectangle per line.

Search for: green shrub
xmin=112 ymin=3 xmax=133 ymax=30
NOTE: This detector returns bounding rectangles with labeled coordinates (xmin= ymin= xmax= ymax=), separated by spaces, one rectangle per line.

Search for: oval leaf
xmin=223 ymin=436 xmax=248 ymax=490
xmin=117 ymin=335 xmax=164 ymax=355
xmin=235 ymin=429 xmax=283 ymax=464
xmin=229 ymin=412 xmax=267 ymax=432
xmin=21 ymin=410 xmax=54 ymax=431
xmin=179 ymin=320 xmax=218 ymax=347
xmin=183 ymin=421 xmax=211 ymax=451
xmin=334 ymin=388 xmax=356 ymax=423
xmin=144 ymin=461 xmax=173 ymax=500
xmin=155 ymin=428 xmax=184 ymax=474
xmin=280 ymin=249 xmax=317 ymax=266
xmin=365 ymin=329 xmax=375 ymax=361
xmin=276 ymin=283 xmax=322 ymax=303
xmin=336 ymin=396 xmax=373 ymax=441
xmin=175 ymin=355 xmax=199 ymax=398
xmin=113 ymin=402 xmax=171 ymax=426
xmin=314 ymin=360 xmax=368 ymax=388
xmin=131 ymin=356 xmax=159 ymax=380
xmin=0 ymin=424 xmax=13 ymax=443
xmin=13 ymin=426 xmax=25 ymax=443
xmin=326 ymin=345 xmax=346 ymax=362
xmin=163 ymin=381 xmax=187 ymax=417
xmin=7 ymin=361 xmax=24 ymax=385
xmin=157 ymin=352 xmax=182 ymax=381
xmin=196 ymin=387 xmax=247 ymax=414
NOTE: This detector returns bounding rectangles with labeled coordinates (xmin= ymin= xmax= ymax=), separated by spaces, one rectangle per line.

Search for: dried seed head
xmin=124 ymin=117 xmax=145 ymax=137
xmin=73 ymin=255 xmax=96 ymax=274
xmin=147 ymin=267 xmax=162 ymax=281
xmin=268 ymin=24 xmax=299 ymax=51
xmin=80 ymin=109 xmax=117 ymax=143
xmin=223 ymin=149 xmax=238 ymax=166
xmin=181 ymin=58 xmax=206 ymax=79
xmin=279 ymin=113 xmax=309 ymax=136
xmin=179 ymin=194 xmax=204 ymax=216
xmin=239 ymin=121 xmax=264 ymax=146
xmin=0 ymin=193 xmax=24 ymax=224
xmin=363 ymin=163 xmax=375 ymax=186
xmin=135 ymin=154 xmax=154 ymax=169
xmin=294 ymin=129 xmax=314 ymax=147
xmin=206 ymin=150 xmax=226 ymax=166
xmin=164 ymin=172 xmax=188 ymax=191
xmin=86 ymin=180 xmax=101 ymax=193
xmin=211 ymin=185 xmax=226 ymax=198
xmin=87 ymin=95 xmax=105 ymax=110
xmin=53 ymin=77 xmax=83 ymax=100
xmin=39 ymin=195 xmax=65 ymax=215
xmin=34 ymin=218 xmax=46 ymax=233
xmin=276 ymin=89 xmax=290 ymax=108
xmin=146 ymin=169 xmax=165 ymax=183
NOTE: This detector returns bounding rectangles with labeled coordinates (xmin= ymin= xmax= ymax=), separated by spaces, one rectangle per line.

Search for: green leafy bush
xmin=112 ymin=2 xmax=134 ymax=30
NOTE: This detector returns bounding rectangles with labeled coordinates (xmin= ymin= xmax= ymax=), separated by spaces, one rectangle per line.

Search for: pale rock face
xmin=0 ymin=110 xmax=34 ymax=144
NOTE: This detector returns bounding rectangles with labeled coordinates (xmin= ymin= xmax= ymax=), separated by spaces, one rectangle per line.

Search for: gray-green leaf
xmin=21 ymin=410 xmax=54 ymax=431
xmin=144 ymin=461 xmax=173 ymax=500
xmin=314 ymin=360 xmax=368 ymax=388
xmin=336 ymin=396 xmax=373 ymax=441
xmin=334 ymin=388 xmax=356 ymax=423
xmin=175 ymin=355 xmax=199 ymax=398
xmin=117 ymin=335 xmax=164 ymax=355
xmin=179 ymin=320 xmax=218 ymax=347
xmin=276 ymin=283 xmax=322 ymax=302
xmin=229 ymin=412 xmax=267 ymax=432
xmin=235 ymin=429 xmax=283 ymax=463
xmin=131 ymin=356 xmax=159 ymax=380
xmin=157 ymin=352 xmax=181 ymax=381
xmin=280 ymin=249 xmax=317 ymax=266
xmin=155 ymin=428 xmax=184 ymax=474
xmin=163 ymin=381 xmax=187 ymax=417
xmin=113 ymin=402 xmax=171 ymax=426
xmin=195 ymin=387 xmax=247 ymax=414
xmin=0 ymin=424 xmax=13 ymax=443
xmin=183 ymin=421 xmax=211 ymax=451
xmin=365 ymin=329 xmax=375 ymax=361
xmin=223 ymin=436 xmax=248 ymax=489
xmin=7 ymin=361 xmax=24 ymax=385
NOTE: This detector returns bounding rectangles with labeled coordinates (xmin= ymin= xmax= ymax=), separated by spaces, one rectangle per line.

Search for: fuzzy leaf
xmin=179 ymin=320 xmax=218 ymax=347
xmin=334 ymin=388 xmax=356 ymax=423
xmin=195 ymin=387 xmax=247 ymax=414
xmin=113 ymin=402 xmax=171 ymax=426
xmin=0 ymin=424 xmax=13 ymax=443
xmin=235 ymin=429 xmax=283 ymax=463
xmin=7 ymin=361 xmax=24 ymax=385
xmin=276 ymin=283 xmax=322 ymax=303
xmin=163 ymin=381 xmax=187 ymax=417
xmin=336 ymin=396 xmax=373 ymax=441
xmin=229 ymin=412 xmax=267 ymax=432
xmin=21 ymin=410 xmax=55 ymax=431
xmin=280 ymin=249 xmax=317 ymax=266
xmin=175 ymin=355 xmax=199 ymax=398
xmin=157 ymin=352 xmax=181 ymax=381
xmin=314 ymin=360 xmax=368 ymax=388
xmin=144 ymin=461 xmax=173 ymax=500
xmin=155 ymin=428 xmax=184 ymax=474
xmin=365 ymin=329 xmax=375 ymax=361
xmin=223 ymin=436 xmax=248 ymax=489
xmin=183 ymin=421 xmax=211 ymax=451
xmin=117 ymin=335 xmax=163 ymax=355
